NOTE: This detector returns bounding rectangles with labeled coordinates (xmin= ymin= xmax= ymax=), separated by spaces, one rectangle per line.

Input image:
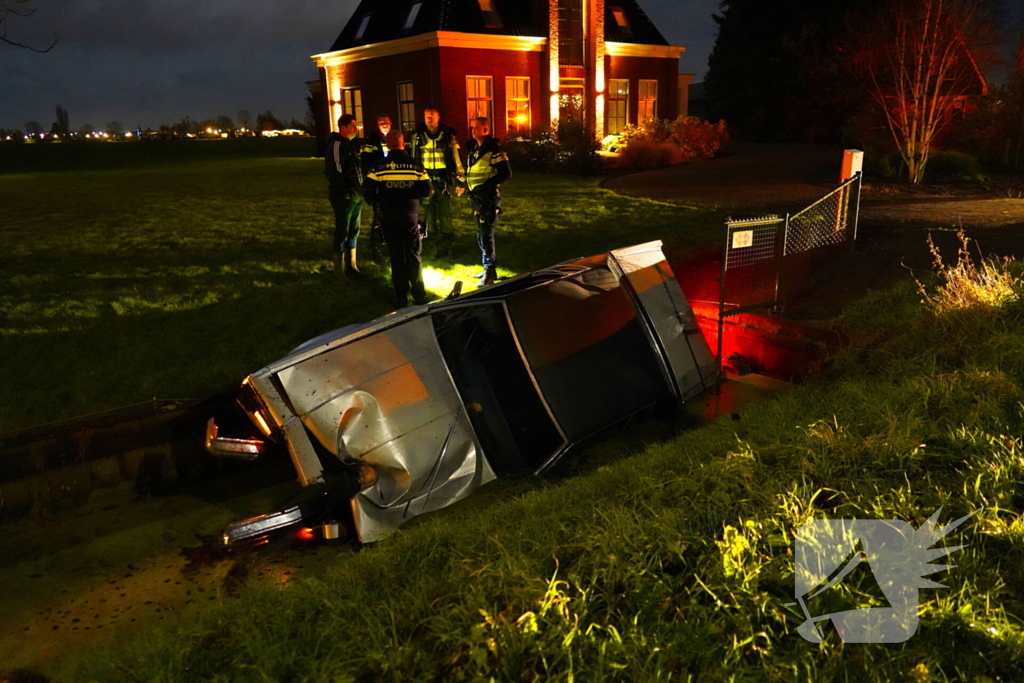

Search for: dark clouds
xmin=1 ymin=0 xmax=719 ymax=131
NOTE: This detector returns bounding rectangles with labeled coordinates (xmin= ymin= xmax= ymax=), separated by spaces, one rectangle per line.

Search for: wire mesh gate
xmin=716 ymin=173 xmax=862 ymax=370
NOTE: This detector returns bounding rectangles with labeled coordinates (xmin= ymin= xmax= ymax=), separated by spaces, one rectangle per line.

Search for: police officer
xmin=410 ymin=108 xmax=466 ymax=242
xmin=465 ymin=117 xmax=512 ymax=287
xmin=324 ymin=113 xmax=364 ymax=282
xmin=364 ymin=130 xmax=435 ymax=308
xmin=359 ymin=114 xmax=392 ymax=252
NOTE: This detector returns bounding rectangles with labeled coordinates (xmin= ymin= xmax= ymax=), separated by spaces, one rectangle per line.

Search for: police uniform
xmin=364 ymin=150 xmax=435 ymax=307
xmin=359 ymin=131 xmax=388 ymax=240
xmin=465 ymin=135 xmax=512 ymax=283
xmin=410 ymin=123 xmax=466 ymax=240
xmin=324 ymin=131 xmax=363 ymax=256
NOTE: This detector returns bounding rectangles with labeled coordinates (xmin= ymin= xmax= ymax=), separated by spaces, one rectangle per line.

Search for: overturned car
xmin=207 ymin=242 xmax=717 ymax=544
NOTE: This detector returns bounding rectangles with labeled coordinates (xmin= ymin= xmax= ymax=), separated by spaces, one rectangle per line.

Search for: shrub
xmin=671 ymin=117 xmax=730 ymax=160
xmin=917 ymin=231 xmax=1020 ymax=315
xmin=617 ymin=139 xmax=684 ymax=169
xmin=863 ymin=152 xmax=904 ymax=181
xmin=504 ymin=121 xmax=601 ymax=175
xmin=617 ymin=116 xmax=729 ymax=169
xmin=925 ymin=150 xmax=984 ymax=183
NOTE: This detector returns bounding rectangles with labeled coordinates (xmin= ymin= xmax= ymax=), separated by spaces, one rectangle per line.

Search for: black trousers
xmin=383 ymin=211 xmax=426 ymax=303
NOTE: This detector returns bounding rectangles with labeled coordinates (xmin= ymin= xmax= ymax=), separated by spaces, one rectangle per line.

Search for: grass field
xmin=65 ymin=249 xmax=1024 ymax=682
xmin=0 ymin=139 xmax=722 ymax=434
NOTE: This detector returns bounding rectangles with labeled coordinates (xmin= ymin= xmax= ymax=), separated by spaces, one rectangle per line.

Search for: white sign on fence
xmin=732 ymin=230 xmax=754 ymax=250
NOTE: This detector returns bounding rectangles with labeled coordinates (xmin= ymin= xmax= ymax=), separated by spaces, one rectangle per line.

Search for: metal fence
xmin=716 ymin=173 xmax=862 ymax=369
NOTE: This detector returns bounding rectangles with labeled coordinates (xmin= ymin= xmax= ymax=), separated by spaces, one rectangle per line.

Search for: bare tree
xmin=55 ymin=104 xmax=70 ymax=137
xmin=107 ymin=121 xmax=124 ymax=138
xmin=24 ymin=120 xmax=42 ymax=137
xmin=851 ymin=0 xmax=994 ymax=183
xmin=1 ymin=0 xmax=55 ymax=51
xmin=237 ymin=109 xmax=253 ymax=134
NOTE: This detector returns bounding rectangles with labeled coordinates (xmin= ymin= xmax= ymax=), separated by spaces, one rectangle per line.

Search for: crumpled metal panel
xmin=274 ymin=316 xmax=496 ymax=542
xmin=609 ymin=242 xmax=718 ymax=401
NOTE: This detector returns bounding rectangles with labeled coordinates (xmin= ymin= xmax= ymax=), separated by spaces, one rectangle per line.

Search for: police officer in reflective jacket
xmin=409 ymin=108 xmax=466 ymax=243
xmin=466 ymin=117 xmax=512 ymax=287
xmin=364 ymin=130 xmax=435 ymax=308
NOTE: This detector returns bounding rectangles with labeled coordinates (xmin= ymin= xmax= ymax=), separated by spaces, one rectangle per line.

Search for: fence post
xmin=852 ymin=171 xmax=863 ymax=243
xmin=717 ymin=221 xmax=729 ymax=377
xmin=775 ymin=214 xmax=790 ymax=307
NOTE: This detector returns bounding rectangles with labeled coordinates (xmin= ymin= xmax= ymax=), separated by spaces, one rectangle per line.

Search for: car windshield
xmin=432 ymin=304 xmax=565 ymax=475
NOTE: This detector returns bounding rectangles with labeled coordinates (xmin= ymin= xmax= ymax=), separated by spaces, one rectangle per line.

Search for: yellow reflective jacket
xmin=466 ymin=136 xmax=512 ymax=193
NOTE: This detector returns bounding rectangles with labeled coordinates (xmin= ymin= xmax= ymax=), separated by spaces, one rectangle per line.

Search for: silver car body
xmin=234 ymin=242 xmax=716 ymax=543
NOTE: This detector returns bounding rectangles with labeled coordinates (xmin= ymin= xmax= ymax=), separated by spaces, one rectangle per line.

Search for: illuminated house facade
xmin=310 ymin=0 xmax=686 ymax=146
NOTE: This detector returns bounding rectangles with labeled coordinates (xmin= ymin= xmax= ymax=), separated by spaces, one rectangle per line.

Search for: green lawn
xmin=71 ymin=257 xmax=1024 ymax=682
xmin=0 ymin=139 xmax=722 ymax=434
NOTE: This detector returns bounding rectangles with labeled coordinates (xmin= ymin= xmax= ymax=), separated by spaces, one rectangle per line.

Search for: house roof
xmin=329 ymin=0 xmax=669 ymax=52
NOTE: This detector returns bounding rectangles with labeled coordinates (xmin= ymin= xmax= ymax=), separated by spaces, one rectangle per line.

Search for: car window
xmin=432 ymin=304 xmax=565 ymax=475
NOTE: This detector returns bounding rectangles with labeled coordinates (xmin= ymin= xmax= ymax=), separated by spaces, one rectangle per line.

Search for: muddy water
xmin=0 ymin=465 xmax=352 ymax=680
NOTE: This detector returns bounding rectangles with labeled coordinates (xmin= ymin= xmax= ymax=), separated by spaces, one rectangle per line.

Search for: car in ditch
xmin=206 ymin=241 xmax=718 ymax=544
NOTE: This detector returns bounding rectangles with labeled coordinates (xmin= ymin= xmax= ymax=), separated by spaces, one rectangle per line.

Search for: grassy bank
xmin=67 ymin=252 xmax=1024 ymax=680
xmin=0 ymin=139 xmax=721 ymax=433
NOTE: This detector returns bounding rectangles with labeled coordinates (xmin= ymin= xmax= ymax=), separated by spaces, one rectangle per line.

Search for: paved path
xmin=606 ymin=142 xmax=1024 ymax=230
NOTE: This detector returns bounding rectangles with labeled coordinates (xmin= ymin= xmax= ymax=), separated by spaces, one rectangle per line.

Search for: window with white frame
xmin=506 ymin=77 xmax=531 ymax=137
xmin=398 ymin=82 xmax=416 ymax=132
xmin=608 ymin=79 xmax=629 ymax=135
xmin=467 ymin=76 xmax=494 ymax=129
xmin=639 ymin=79 xmax=658 ymax=121
xmin=343 ymin=87 xmax=364 ymax=134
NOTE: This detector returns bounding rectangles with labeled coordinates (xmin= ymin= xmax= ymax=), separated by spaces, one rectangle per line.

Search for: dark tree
xmin=256 ymin=110 xmax=283 ymax=132
xmin=1 ymin=0 xmax=55 ymax=51
xmin=24 ymin=120 xmax=42 ymax=137
xmin=55 ymin=104 xmax=69 ymax=136
xmin=704 ymin=0 xmax=883 ymax=143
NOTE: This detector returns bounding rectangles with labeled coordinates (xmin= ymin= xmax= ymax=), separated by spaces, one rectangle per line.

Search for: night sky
xmin=1 ymin=0 xmax=721 ymax=132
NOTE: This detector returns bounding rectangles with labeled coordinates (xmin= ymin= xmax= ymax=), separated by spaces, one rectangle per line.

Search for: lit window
xmin=610 ymin=6 xmax=633 ymax=38
xmin=404 ymin=2 xmax=422 ymax=30
xmin=398 ymin=82 xmax=416 ymax=133
xmin=608 ymin=79 xmax=629 ymax=135
xmin=467 ymin=76 xmax=494 ymax=130
xmin=477 ymin=0 xmax=503 ymax=28
xmin=343 ymin=87 xmax=364 ymax=134
xmin=639 ymin=80 xmax=658 ymax=121
xmin=506 ymin=77 xmax=531 ymax=137
xmin=354 ymin=14 xmax=371 ymax=40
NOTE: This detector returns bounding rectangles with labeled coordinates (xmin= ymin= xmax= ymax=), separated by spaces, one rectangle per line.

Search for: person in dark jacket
xmin=359 ymin=115 xmax=392 ymax=251
xmin=409 ymin=108 xmax=466 ymax=242
xmin=465 ymin=117 xmax=512 ymax=287
xmin=324 ymin=114 xmax=364 ymax=282
xmin=364 ymin=130 xmax=435 ymax=308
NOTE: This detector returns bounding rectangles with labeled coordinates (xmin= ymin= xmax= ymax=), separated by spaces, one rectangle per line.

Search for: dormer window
xmin=354 ymin=14 xmax=371 ymax=40
xmin=477 ymin=0 xmax=503 ymax=29
xmin=611 ymin=6 xmax=633 ymax=38
xmin=404 ymin=2 xmax=422 ymax=30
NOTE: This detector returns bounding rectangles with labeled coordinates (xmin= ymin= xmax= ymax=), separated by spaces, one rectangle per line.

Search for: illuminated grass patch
xmin=0 ymin=141 xmax=722 ymax=432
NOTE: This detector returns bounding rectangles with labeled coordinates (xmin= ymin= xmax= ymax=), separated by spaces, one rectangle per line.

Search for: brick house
xmin=309 ymin=0 xmax=686 ymax=149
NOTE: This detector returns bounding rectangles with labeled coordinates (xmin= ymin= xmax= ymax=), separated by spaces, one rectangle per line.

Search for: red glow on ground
xmin=296 ymin=528 xmax=316 ymax=541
